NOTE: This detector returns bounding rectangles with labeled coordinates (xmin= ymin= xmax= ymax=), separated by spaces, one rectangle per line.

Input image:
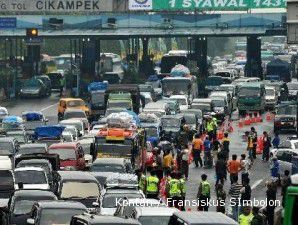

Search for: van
xmin=144 ymin=102 xmax=170 ymax=115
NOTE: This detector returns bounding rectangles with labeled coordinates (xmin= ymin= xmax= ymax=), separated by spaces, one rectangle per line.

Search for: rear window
xmin=0 ymin=170 xmax=14 ymax=190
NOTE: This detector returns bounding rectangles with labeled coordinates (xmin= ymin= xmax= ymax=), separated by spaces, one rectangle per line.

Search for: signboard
xmin=129 ymin=0 xmax=153 ymax=10
xmin=0 ymin=0 xmax=113 ymax=13
xmin=129 ymin=0 xmax=286 ymax=11
xmin=0 ymin=17 xmax=16 ymax=29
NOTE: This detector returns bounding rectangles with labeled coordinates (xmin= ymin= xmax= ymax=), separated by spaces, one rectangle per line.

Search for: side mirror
xmin=92 ymin=202 xmax=100 ymax=208
xmin=27 ymin=218 xmax=35 ymax=225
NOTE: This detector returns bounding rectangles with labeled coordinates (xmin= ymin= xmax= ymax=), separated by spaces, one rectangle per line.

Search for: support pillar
xmin=26 ymin=44 xmax=40 ymax=76
xmin=246 ymin=36 xmax=262 ymax=78
xmin=142 ymin=37 xmax=149 ymax=61
xmin=81 ymin=38 xmax=96 ymax=78
xmin=195 ymin=36 xmax=208 ymax=78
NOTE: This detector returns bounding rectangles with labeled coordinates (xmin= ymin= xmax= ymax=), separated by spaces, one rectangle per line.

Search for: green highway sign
xmin=152 ymin=0 xmax=286 ymax=10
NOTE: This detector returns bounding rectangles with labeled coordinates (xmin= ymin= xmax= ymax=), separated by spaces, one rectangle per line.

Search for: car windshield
xmin=64 ymin=111 xmax=86 ymax=119
xmin=212 ymin=100 xmax=225 ymax=107
xmin=161 ymin=118 xmax=181 ymax=128
xmin=0 ymin=142 xmax=14 ymax=155
xmin=266 ymin=89 xmax=275 ymax=96
xmin=183 ymin=114 xmax=196 ymax=124
xmin=108 ymin=101 xmax=131 ymax=109
xmin=24 ymin=79 xmax=40 ymax=88
xmin=19 ymin=147 xmax=45 ymax=154
xmin=277 ymin=105 xmax=297 ymax=115
xmin=48 ymin=148 xmax=76 ymax=160
xmin=90 ymin=164 xmax=123 ymax=173
xmin=162 ymin=80 xmax=190 ymax=96
xmin=206 ymin=77 xmax=223 ymax=86
xmin=67 ymin=100 xmax=84 ymax=107
xmin=102 ymin=193 xmax=143 ymax=208
xmin=139 ymin=216 xmax=171 ymax=225
xmin=145 ymin=127 xmax=158 ymax=138
xmin=239 ymin=87 xmax=260 ymax=97
xmin=279 ymin=141 xmax=291 ymax=149
xmin=13 ymin=200 xmax=36 ymax=215
xmin=40 ymin=208 xmax=85 ymax=225
xmin=15 ymin=170 xmax=46 ymax=184
xmin=61 ymin=182 xmax=99 ymax=199
xmin=287 ymin=83 xmax=298 ymax=90
xmin=171 ymin=98 xmax=186 ymax=106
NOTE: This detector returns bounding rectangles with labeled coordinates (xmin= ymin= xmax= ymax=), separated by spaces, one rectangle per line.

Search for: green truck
xmin=237 ymin=82 xmax=265 ymax=115
xmin=283 ymin=174 xmax=298 ymax=225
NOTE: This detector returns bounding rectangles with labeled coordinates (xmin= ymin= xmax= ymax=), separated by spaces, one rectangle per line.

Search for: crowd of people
xmin=137 ymin=115 xmax=291 ymax=225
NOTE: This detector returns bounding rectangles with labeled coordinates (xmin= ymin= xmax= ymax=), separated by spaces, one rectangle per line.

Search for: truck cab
xmin=283 ymin=174 xmax=298 ymax=225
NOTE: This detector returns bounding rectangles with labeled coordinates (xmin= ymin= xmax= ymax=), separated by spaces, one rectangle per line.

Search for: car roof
xmin=135 ymin=206 xmax=177 ymax=216
xmin=17 ymin=159 xmax=51 ymax=165
xmin=57 ymin=171 xmax=98 ymax=182
xmin=105 ymin=189 xmax=141 ymax=194
xmin=60 ymin=98 xmax=84 ymax=102
xmin=173 ymin=212 xmax=238 ymax=225
xmin=48 ymin=142 xmax=78 ymax=149
xmin=65 ymin=109 xmax=85 ymax=113
xmin=161 ymin=114 xmax=184 ymax=119
xmin=92 ymin=158 xmax=125 ymax=165
xmin=13 ymin=189 xmax=56 ymax=199
xmin=73 ymin=214 xmax=141 ymax=225
xmin=14 ymin=166 xmax=45 ymax=172
xmin=20 ymin=143 xmax=47 ymax=148
xmin=0 ymin=137 xmax=15 ymax=142
xmin=170 ymin=95 xmax=187 ymax=99
xmin=35 ymin=200 xmax=87 ymax=210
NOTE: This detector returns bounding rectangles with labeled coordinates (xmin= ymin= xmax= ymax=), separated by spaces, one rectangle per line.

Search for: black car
xmin=27 ymin=200 xmax=87 ymax=225
xmin=160 ymin=114 xmax=184 ymax=141
xmin=71 ymin=213 xmax=141 ymax=225
xmin=0 ymin=137 xmax=19 ymax=157
xmin=90 ymin=158 xmax=132 ymax=173
xmin=274 ymin=103 xmax=297 ymax=133
xmin=18 ymin=143 xmax=48 ymax=156
xmin=54 ymin=171 xmax=101 ymax=208
xmin=36 ymin=75 xmax=52 ymax=96
xmin=3 ymin=190 xmax=57 ymax=225
xmin=0 ymin=170 xmax=14 ymax=200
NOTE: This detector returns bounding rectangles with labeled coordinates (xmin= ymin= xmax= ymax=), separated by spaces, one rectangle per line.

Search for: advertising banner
xmin=129 ymin=0 xmax=153 ymax=10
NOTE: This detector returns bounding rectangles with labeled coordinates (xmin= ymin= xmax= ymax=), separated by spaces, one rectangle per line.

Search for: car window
xmin=294 ymin=143 xmax=298 ymax=149
xmin=279 ymin=141 xmax=292 ymax=149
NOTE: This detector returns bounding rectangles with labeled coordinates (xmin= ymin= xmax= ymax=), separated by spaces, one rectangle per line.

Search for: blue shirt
xmin=272 ymin=136 xmax=280 ymax=148
xmin=204 ymin=140 xmax=212 ymax=152
xmin=271 ymin=160 xmax=280 ymax=177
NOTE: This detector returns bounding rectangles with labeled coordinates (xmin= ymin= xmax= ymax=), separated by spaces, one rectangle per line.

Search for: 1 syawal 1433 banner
xmin=129 ymin=0 xmax=286 ymax=11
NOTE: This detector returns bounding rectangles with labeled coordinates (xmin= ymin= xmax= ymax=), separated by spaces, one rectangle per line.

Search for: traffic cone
xmin=251 ymin=113 xmax=256 ymax=123
xmin=244 ymin=114 xmax=251 ymax=126
xmin=238 ymin=118 xmax=244 ymax=128
xmin=228 ymin=122 xmax=234 ymax=133
xmin=266 ymin=111 xmax=272 ymax=121
xmin=256 ymin=112 xmax=262 ymax=123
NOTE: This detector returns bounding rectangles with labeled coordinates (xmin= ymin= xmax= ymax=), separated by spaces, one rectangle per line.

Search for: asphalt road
xmin=2 ymin=95 xmax=293 ymax=213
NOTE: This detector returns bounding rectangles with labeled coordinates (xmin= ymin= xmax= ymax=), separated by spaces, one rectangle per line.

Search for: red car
xmin=48 ymin=142 xmax=86 ymax=170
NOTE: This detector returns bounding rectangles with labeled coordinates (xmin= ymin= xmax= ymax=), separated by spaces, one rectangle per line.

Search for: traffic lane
xmin=185 ymin=114 xmax=277 ymax=211
xmin=4 ymin=93 xmax=59 ymax=124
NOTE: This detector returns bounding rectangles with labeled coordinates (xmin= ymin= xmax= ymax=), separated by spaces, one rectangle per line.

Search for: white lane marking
xmin=40 ymin=103 xmax=58 ymax=112
xmin=251 ymin=179 xmax=263 ymax=190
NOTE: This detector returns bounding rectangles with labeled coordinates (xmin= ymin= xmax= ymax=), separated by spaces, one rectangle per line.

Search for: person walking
xmin=215 ymin=152 xmax=227 ymax=186
xmin=240 ymin=154 xmax=250 ymax=184
xmin=221 ymin=133 xmax=230 ymax=161
xmin=272 ymin=132 xmax=280 ymax=149
xmin=270 ymin=157 xmax=280 ymax=182
xmin=216 ymin=183 xmax=226 ymax=214
xmin=145 ymin=170 xmax=159 ymax=199
xmin=229 ymin=176 xmax=243 ymax=221
xmin=203 ymin=136 xmax=212 ymax=168
xmin=197 ymin=174 xmax=211 ymax=211
xmin=180 ymin=144 xmax=190 ymax=179
xmin=167 ymin=172 xmax=182 ymax=209
xmin=227 ymin=154 xmax=241 ymax=184
xmin=266 ymin=181 xmax=277 ymax=225
xmin=192 ymin=134 xmax=203 ymax=168
xmin=262 ymin=131 xmax=271 ymax=162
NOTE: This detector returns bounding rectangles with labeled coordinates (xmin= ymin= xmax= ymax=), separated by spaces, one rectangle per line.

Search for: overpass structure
xmin=0 ymin=0 xmax=288 ymax=92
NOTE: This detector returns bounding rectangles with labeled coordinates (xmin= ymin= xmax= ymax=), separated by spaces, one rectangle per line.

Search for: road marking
xmin=251 ymin=179 xmax=263 ymax=190
xmin=40 ymin=103 xmax=58 ymax=112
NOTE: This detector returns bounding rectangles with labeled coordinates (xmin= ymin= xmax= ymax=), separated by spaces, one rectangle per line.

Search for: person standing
xmin=272 ymin=133 xmax=280 ymax=149
xmin=155 ymin=148 xmax=163 ymax=180
xmin=138 ymin=171 xmax=146 ymax=193
xmin=227 ymin=154 xmax=241 ymax=184
xmin=281 ymin=170 xmax=291 ymax=206
xmin=262 ymin=131 xmax=271 ymax=162
xmin=251 ymin=207 xmax=264 ymax=225
xmin=250 ymin=127 xmax=258 ymax=160
xmin=266 ymin=181 xmax=277 ymax=225
xmin=206 ymin=117 xmax=215 ymax=141
xmin=197 ymin=174 xmax=211 ymax=211
xmin=212 ymin=137 xmax=221 ymax=166
xmin=215 ymin=153 xmax=227 ymax=186
xmin=180 ymin=145 xmax=190 ymax=179
xmin=59 ymin=75 xmax=65 ymax=97
xmin=216 ymin=183 xmax=226 ymax=214
xmin=238 ymin=206 xmax=253 ymax=225
xmin=192 ymin=134 xmax=203 ymax=168
xmin=211 ymin=113 xmax=218 ymax=140
xmin=240 ymin=178 xmax=251 ymax=213
xmin=179 ymin=174 xmax=186 ymax=211
xmin=240 ymin=154 xmax=250 ymax=184
xmin=167 ymin=172 xmax=182 ymax=209
xmin=203 ymin=136 xmax=212 ymax=168
xmin=247 ymin=132 xmax=255 ymax=162
xmin=163 ymin=150 xmax=173 ymax=175
xmin=229 ymin=176 xmax=243 ymax=221
xmin=145 ymin=170 xmax=159 ymax=199
xmin=221 ymin=133 xmax=230 ymax=161
xmin=270 ymin=157 xmax=280 ymax=181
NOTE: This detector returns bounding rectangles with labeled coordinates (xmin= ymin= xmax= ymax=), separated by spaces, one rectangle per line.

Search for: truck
xmin=87 ymin=82 xmax=108 ymax=118
xmin=266 ymin=58 xmax=291 ymax=82
xmin=283 ymin=174 xmax=298 ymax=225
xmin=237 ymin=82 xmax=266 ymax=115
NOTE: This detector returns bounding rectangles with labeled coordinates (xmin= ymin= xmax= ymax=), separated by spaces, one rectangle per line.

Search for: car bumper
xmin=20 ymin=92 xmax=40 ymax=97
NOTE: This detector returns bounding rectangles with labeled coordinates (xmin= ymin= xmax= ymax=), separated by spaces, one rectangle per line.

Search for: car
xmin=48 ymin=142 xmax=86 ymax=170
xmin=26 ymin=200 xmax=87 ymax=225
xmin=169 ymin=95 xmax=189 ymax=111
xmin=107 ymin=99 xmax=133 ymax=111
xmin=59 ymin=119 xmax=85 ymax=137
xmin=0 ymin=107 xmax=9 ymax=123
xmin=35 ymin=75 xmax=52 ymax=96
xmin=19 ymin=78 xmax=47 ymax=98
xmin=63 ymin=109 xmax=89 ymax=131
xmin=210 ymin=97 xmax=229 ymax=122
xmin=144 ymin=102 xmax=171 ymax=116
xmin=271 ymin=139 xmax=298 ymax=155
xmin=139 ymin=84 xmax=156 ymax=101
xmin=79 ymin=134 xmax=96 ymax=160
xmin=0 ymin=156 xmax=13 ymax=170
xmin=90 ymin=158 xmax=132 ymax=173
xmin=265 ymin=86 xmax=278 ymax=110
xmin=160 ymin=114 xmax=184 ymax=140
xmin=159 ymin=99 xmax=180 ymax=115
xmin=179 ymin=113 xmax=197 ymax=131
xmin=105 ymin=107 xmax=126 ymax=117
xmin=48 ymin=70 xmax=64 ymax=89
xmin=18 ymin=143 xmax=47 ymax=156
xmin=54 ymin=171 xmax=101 ymax=208
xmin=2 ymin=190 xmax=57 ymax=225
xmin=141 ymin=92 xmax=153 ymax=105
xmin=71 ymin=213 xmax=141 ymax=225
xmin=180 ymin=109 xmax=204 ymax=133
xmin=274 ymin=103 xmax=297 ymax=133
xmin=287 ymin=82 xmax=298 ymax=100
xmin=5 ymin=130 xmax=28 ymax=144
xmin=273 ymin=148 xmax=298 ymax=175
xmin=58 ymin=98 xmax=90 ymax=121
xmin=14 ymin=167 xmax=50 ymax=190
xmin=209 ymin=91 xmax=232 ymax=113
xmin=0 ymin=137 xmax=19 ymax=157
xmin=90 ymin=124 xmax=105 ymax=135
xmin=168 ymin=211 xmax=238 ymax=225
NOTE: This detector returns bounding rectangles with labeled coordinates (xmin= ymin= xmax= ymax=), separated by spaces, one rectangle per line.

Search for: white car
xmin=0 ymin=156 xmax=12 ymax=170
xmin=0 ymin=107 xmax=8 ymax=122
xmin=14 ymin=167 xmax=50 ymax=190
xmin=273 ymin=149 xmax=298 ymax=175
xmin=265 ymin=86 xmax=278 ymax=109
xmin=169 ymin=95 xmax=189 ymax=111
xmin=271 ymin=139 xmax=298 ymax=155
